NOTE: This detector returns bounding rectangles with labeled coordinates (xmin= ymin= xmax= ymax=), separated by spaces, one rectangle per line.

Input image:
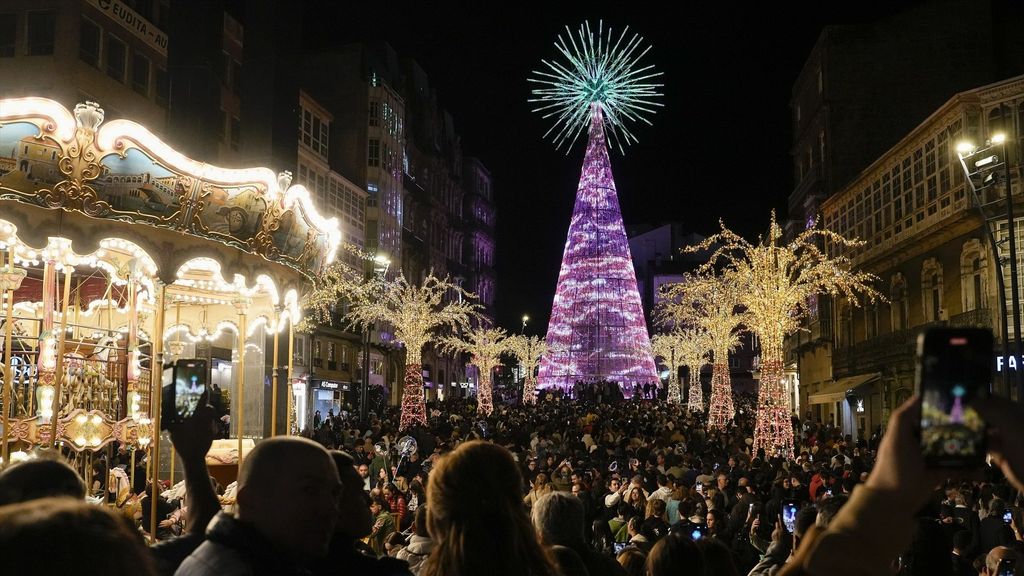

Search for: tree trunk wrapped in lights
xmin=657 ymin=273 xmax=743 ymax=429
xmin=344 ymin=272 xmax=480 ymax=431
xmin=507 ymin=335 xmax=548 ymax=405
xmin=675 ymin=327 xmax=711 ymax=412
xmin=650 ymin=332 xmax=683 ymax=404
xmin=689 ymin=212 xmax=882 ymax=456
xmin=440 ymin=327 xmax=510 ymax=416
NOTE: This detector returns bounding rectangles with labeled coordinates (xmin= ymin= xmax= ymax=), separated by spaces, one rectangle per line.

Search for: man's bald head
xmin=236 ymin=437 xmax=341 ymax=560
xmin=0 ymin=459 xmax=85 ymax=505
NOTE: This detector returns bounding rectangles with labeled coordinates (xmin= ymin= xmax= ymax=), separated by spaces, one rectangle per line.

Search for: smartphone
xmin=613 ymin=542 xmax=627 ymax=555
xmin=1005 ymin=509 xmax=1013 ymax=524
xmin=696 ymin=483 xmax=704 ymax=496
xmin=689 ymin=523 xmax=707 ymax=541
xmin=917 ymin=328 xmax=992 ymax=468
xmin=782 ymin=499 xmax=799 ymax=534
xmin=161 ymin=358 xmax=208 ymax=428
xmin=998 ymin=558 xmax=1016 ymax=576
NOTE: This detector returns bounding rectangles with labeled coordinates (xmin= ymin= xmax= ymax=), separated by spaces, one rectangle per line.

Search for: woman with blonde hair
xmin=419 ymin=441 xmax=560 ymax=576
xmin=524 ymin=472 xmax=554 ymax=509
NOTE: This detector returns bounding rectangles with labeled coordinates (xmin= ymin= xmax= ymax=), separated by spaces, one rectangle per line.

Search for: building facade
xmin=804 ymin=75 xmax=1024 ymax=439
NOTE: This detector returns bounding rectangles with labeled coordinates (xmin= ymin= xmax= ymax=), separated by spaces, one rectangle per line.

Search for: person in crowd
xmin=0 ymin=497 xmax=157 ymax=575
xmin=977 ymin=498 xmax=1014 ymax=554
xmin=981 ymin=546 xmax=1021 ymax=576
xmin=382 ymin=482 xmax=408 ymax=530
xmin=950 ymin=529 xmax=974 ymax=576
xmin=418 ymin=440 xmax=560 ymax=576
xmin=641 ymin=498 xmax=669 ymax=543
xmin=616 ymin=547 xmax=647 ymax=576
xmin=369 ymin=495 xmax=397 ymax=556
xmin=624 ymin=516 xmax=651 ymax=553
xmin=391 ymin=506 xmax=434 ymax=575
xmin=0 ymin=458 xmax=85 ymax=504
xmin=645 ymin=531 xmax=705 ymax=576
xmin=532 ymin=491 xmax=628 ymax=576
xmin=317 ymin=450 xmax=411 ymax=576
xmin=524 ymin=472 xmax=555 ymax=509
xmin=175 ymin=436 xmax=341 ymax=576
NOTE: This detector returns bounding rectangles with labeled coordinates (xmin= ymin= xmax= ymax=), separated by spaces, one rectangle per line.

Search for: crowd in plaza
xmin=3 ymin=388 xmax=1024 ymax=576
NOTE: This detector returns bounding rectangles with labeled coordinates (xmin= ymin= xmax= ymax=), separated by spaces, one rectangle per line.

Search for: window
xmin=105 ymin=35 xmax=127 ymax=81
xmin=26 ymin=11 xmax=55 ymax=56
xmin=0 ymin=14 xmax=15 ymax=57
xmin=217 ymin=109 xmax=227 ymax=141
xmin=231 ymin=59 xmax=241 ymax=95
xmin=132 ymin=52 xmax=150 ymax=96
xmin=368 ymin=139 xmax=380 ymax=167
xmin=155 ymin=66 xmax=168 ymax=106
xmin=865 ymin=304 xmax=878 ymax=339
xmin=921 ymin=258 xmax=943 ymax=322
xmin=79 ymin=18 xmax=100 ymax=67
xmin=230 ymin=116 xmax=241 ymax=150
xmin=293 ymin=335 xmax=307 ymax=365
xmin=299 ymin=105 xmax=329 ymax=157
xmin=817 ymin=67 xmax=823 ymax=94
xmin=369 ymin=101 xmax=380 ymax=127
xmin=891 ymin=274 xmax=908 ymax=331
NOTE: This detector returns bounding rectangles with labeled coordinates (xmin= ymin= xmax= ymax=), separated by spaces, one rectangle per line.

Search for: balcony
xmin=833 ymin=328 xmax=919 ymax=378
xmin=949 ymin=308 xmax=992 ymax=329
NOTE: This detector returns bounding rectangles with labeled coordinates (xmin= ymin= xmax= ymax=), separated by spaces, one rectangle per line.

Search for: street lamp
xmin=521 ymin=314 xmax=529 ymax=334
xmin=359 ymin=254 xmax=391 ymax=421
xmin=957 ymin=125 xmax=1022 ymax=400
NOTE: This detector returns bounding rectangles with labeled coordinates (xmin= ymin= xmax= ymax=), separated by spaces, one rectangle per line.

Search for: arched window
xmin=891 ymin=273 xmax=908 ymax=331
xmin=960 ymin=239 xmax=987 ymax=312
xmin=922 ymin=258 xmax=944 ymax=322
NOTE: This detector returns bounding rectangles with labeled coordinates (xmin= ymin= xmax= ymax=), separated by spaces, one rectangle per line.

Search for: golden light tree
xmin=345 ymin=272 xmax=480 ymax=430
xmin=295 ymin=246 xmax=366 ymax=333
xmin=507 ymin=334 xmax=548 ymax=405
xmin=657 ymin=271 xmax=744 ymax=429
xmin=676 ymin=327 xmax=713 ymax=412
xmin=650 ymin=331 xmax=686 ymax=405
xmin=691 ymin=212 xmax=881 ymax=456
xmin=440 ymin=326 xmax=511 ymax=416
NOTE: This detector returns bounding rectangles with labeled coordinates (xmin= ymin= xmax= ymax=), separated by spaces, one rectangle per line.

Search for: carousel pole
xmin=51 ymin=264 xmax=73 ymax=449
xmin=149 ymin=282 xmax=166 ymax=540
xmin=271 ymin=308 xmax=280 ymax=436
xmin=234 ymin=297 xmax=248 ymax=473
xmin=287 ymin=316 xmax=294 ymax=435
xmin=2 ymin=248 xmax=26 ymax=463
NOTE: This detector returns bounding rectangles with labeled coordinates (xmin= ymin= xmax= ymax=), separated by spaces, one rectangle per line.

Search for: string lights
xmin=658 ymin=272 xmax=743 ymax=428
xmin=507 ymin=334 xmax=548 ymax=405
xmin=440 ymin=326 xmax=510 ymax=416
xmin=689 ymin=212 xmax=882 ymax=456
xmin=344 ymin=272 xmax=480 ymax=430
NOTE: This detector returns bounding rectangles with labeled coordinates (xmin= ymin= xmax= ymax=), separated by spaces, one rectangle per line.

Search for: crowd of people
xmin=3 ymin=388 xmax=1024 ymax=576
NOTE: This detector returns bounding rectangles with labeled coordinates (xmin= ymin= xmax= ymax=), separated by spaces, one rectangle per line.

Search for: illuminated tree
xmin=440 ymin=326 xmax=511 ymax=416
xmin=345 ymin=272 xmax=480 ymax=430
xmin=691 ymin=212 xmax=881 ymax=456
xmin=530 ymin=21 xmax=662 ymax=394
xmin=295 ymin=246 xmax=365 ymax=333
xmin=650 ymin=331 xmax=686 ymax=404
xmin=658 ymin=272 xmax=743 ymax=428
xmin=507 ymin=334 xmax=548 ymax=405
xmin=676 ymin=327 xmax=712 ymax=412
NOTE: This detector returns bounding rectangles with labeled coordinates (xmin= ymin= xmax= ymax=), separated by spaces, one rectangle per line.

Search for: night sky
xmin=318 ymin=1 xmax=920 ymax=332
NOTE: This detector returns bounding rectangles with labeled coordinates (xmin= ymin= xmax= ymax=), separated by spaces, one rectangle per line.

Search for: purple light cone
xmin=537 ymin=106 xmax=659 ymax=395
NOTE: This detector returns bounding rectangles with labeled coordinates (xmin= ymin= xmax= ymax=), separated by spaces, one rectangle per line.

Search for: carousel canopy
xmin=0 ymin=98 xmax=342 ymax=280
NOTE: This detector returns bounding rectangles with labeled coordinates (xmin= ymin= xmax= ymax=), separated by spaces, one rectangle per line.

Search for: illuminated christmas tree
xmin=440 ymin=326 xmax=510 ymax=416
xmin=507 ymin=334 xmax=548 ymax=404
xmin=529 ymin=22 xmax=663 ymax=393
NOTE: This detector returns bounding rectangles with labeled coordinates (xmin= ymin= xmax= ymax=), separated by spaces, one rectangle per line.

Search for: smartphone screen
xmin=782 ymin=500 xmax=799 ymax=533
xmin=690 ymin=523 xmax=706 ymax=541
xmin=918 ymin=328 xmax=991 ymax=468
xmin=175 ymin=359 xmax=207 ymax=420
xmin=1005 ymin=509 xmax=1013 ymax=524
xmin=613 ymin=542 xmax=626 ymax=555
xmin=998 ymin=558 xmax=1016 ymax=576
xmin=160 ymin=363 xmax=175 ymax=429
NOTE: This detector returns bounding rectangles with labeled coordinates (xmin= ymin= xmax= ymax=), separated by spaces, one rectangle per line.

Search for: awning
xmin=808 ymin=373 xmax=880 ymax=405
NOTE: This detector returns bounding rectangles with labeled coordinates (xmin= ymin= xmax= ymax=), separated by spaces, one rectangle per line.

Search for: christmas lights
xmin=440 ymin=326 xmax=510 ymax=416
xmin=507 ymin=334 xmax=548 ymax=404
xmin=531 ymin=22 xmax=660 ymax=395
xmin=344 ymin=272 xmax=480 ymax=430
xmin=657 ymin=273 xmax=743 ymax=428
xmin=650 ymin=331 xmax=685 ymax=404
xmin=690 ymin=212 xmax=882 ymax=456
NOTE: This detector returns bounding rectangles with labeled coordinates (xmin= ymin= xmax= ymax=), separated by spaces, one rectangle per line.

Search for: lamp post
xmin=957 ymin=125 xmax=1023 ymax=400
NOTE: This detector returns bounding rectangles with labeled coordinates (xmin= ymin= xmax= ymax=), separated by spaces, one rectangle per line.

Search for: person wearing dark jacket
xmin=533 ymin=491 xmax=629 ymax=576
xmin=175 ymin=437 xmax=341 ymax=576
xmin=977 ymin=498 xmax=1014 ymax=554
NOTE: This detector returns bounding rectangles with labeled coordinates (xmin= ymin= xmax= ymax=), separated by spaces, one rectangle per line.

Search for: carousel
xmin=0 ymin=97 xmax=340 ymax=529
